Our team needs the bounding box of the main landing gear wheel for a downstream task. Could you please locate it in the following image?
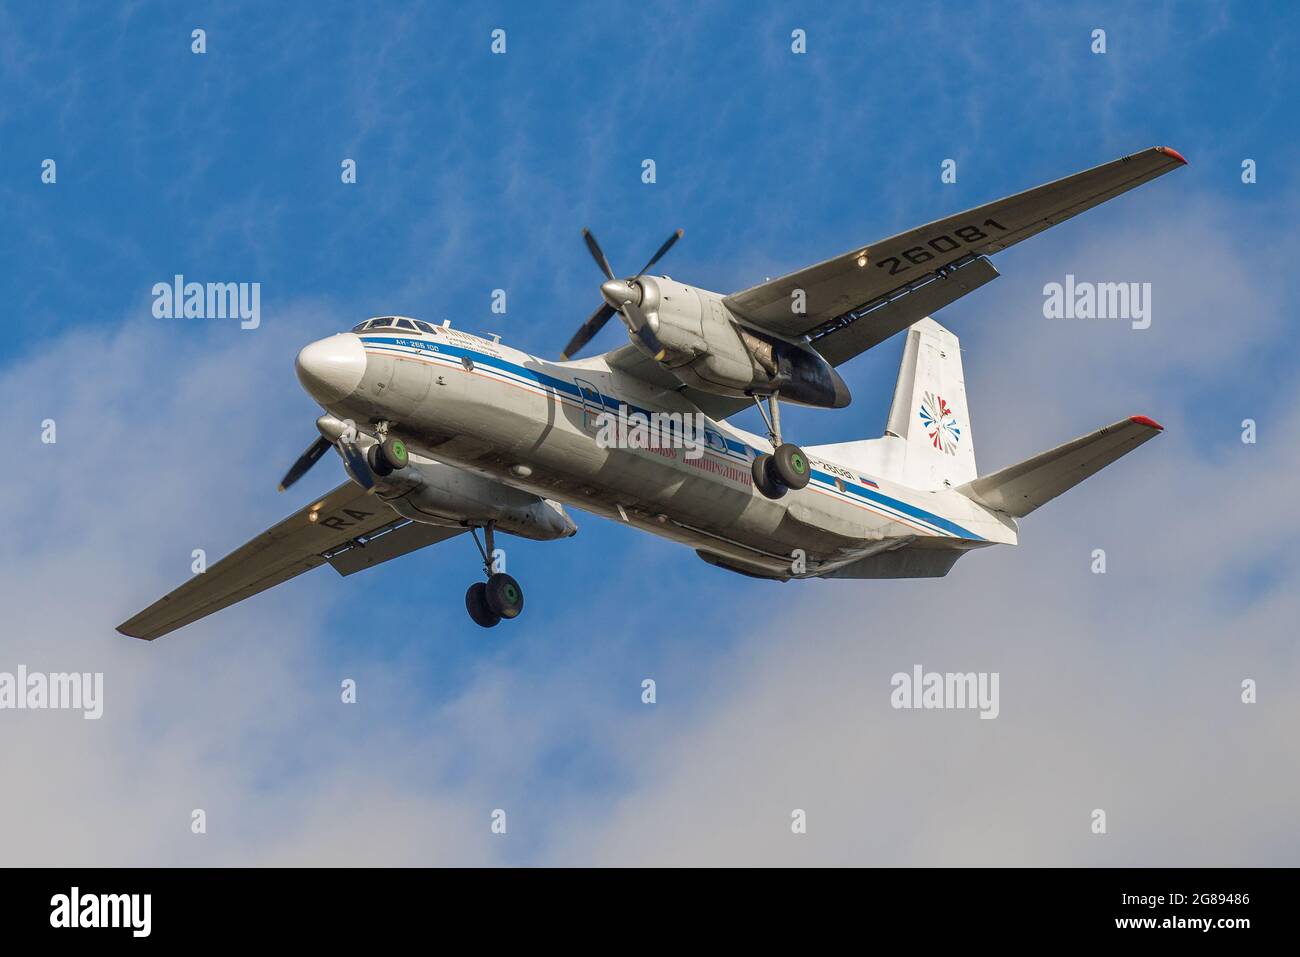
[367,436,410,476]
[484,573,524,619]
[466,582,500,628]
[751,453,787,500]
[771,443,810,489]
[750,392,808,498]
[464,522,526,627]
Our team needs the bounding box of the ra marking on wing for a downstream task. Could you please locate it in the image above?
[316,507,376,530]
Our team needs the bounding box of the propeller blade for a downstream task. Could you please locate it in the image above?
[278,436,332,492]
[582,228,616,280]
[561,302,617,361]
[338,439,375,491]
[562,227,682,360]
[637,228,683,276]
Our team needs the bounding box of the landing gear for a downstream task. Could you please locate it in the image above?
[484,573,524,619]
[465,582,500,628]
[465,522,525,628]
[367,435,409,476]
[751,393,810,499]
[770,443,810,488]
[751,454,787,499]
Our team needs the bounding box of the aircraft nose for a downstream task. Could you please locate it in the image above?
[295,334,366,405]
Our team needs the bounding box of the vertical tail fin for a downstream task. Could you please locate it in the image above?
[805,317,978,489]
[883,318,978,488]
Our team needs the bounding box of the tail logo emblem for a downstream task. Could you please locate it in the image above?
[919,392,961,454]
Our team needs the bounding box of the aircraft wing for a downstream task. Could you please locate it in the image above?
[722,146,1188,359]
[117,481,463,640]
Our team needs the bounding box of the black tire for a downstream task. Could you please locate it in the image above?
[380,436,409,469]
[484,573,524,620]
[367,443,393,476]
[751,453,787,500]
[465,582,500,628]
[771,443,810,489]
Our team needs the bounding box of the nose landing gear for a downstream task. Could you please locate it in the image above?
[464,522,525,628]
[751,393,811,500]
[367,435,409,476]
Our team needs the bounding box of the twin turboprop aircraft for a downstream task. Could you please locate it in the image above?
[118,146,1186,637]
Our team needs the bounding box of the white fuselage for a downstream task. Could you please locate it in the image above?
[316,327,1014,579]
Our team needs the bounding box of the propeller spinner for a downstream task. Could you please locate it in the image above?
[560,228,683,361]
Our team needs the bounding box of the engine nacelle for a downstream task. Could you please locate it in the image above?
[635,277,851,409]
[371,457,577,542]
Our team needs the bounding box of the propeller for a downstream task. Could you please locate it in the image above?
[278,436,331,492]
[278,418,375,493]
[560,227,683,360]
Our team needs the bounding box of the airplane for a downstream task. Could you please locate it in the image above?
[118,146,1187,638]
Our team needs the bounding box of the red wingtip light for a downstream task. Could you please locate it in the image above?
[1130,415,1164,431]
[1157,146,1188,165]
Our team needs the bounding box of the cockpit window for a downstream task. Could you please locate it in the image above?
[354,317,432,333]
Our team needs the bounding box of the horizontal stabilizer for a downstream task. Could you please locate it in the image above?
[957,416,1163,518]
[821,546,966,579]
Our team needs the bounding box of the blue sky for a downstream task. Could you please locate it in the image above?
[2,1,1298,865]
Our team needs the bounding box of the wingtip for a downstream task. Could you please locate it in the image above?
[1157,145,1188,166]
[1130,414,1164,431]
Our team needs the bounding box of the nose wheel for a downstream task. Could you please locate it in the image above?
[751,394,810,499]
[366,435,409,476]
[464,522,525,628]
